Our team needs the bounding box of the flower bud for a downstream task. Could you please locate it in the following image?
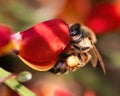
[12,19,70,71]
[17,71,32,83]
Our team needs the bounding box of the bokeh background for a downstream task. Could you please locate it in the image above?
[0,0,120,96]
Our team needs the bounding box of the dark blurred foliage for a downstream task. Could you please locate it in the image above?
[0,0,120,96]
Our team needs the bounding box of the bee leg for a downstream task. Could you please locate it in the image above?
[49,60,68,75]
[84,52,91,64]
[78,52,91,67]
[59,53,71,60]
[67,65,78,72]
[77,53,84,67]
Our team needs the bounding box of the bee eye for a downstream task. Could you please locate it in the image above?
[70,30,80,36]
[69,23,80,36]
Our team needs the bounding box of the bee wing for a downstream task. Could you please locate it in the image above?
[89,49,98,68]
[92,44,106,74]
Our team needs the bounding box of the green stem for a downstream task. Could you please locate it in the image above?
[0,67,36,96]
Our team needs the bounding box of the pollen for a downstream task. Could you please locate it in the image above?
[66,55,79,67]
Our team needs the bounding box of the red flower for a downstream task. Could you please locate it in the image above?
[85,2,120,34]
[0,24,13,55]
[57,0,91,24]
[11,19,70,71]
[0,24,13,47]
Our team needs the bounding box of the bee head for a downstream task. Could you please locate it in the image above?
[69,23,96,44]
[70,23,88,43]
[69,23,89,37]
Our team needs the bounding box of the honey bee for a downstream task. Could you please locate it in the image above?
[49,23,106,75]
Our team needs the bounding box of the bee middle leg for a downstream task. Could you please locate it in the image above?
[78,52,92,67]
[49,52,81,74]
[49,60,68,75]
[49,53,70,74]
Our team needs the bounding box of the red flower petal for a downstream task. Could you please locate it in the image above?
[0,24,14,55]
[12,19,70,71]
[0,24,13,47]
[86,3,120,34]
